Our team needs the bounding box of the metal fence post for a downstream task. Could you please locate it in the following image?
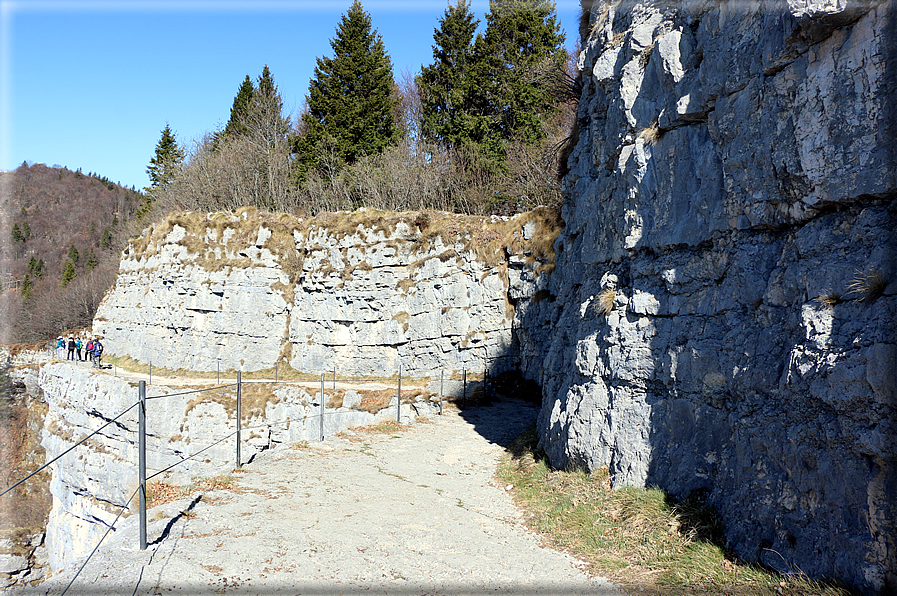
[320,373,325,441]
[397,364,401,423]
[138,381,147,551]
[439,370,444,416]
[236,372,242,468]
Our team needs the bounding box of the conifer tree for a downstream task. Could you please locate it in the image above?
[22,274,32,300]
[35,259,44,279]
[223,75,255,138]
[85,249,99,271]
[60,260,76,287]
[10,223,22,243]
[417,0,479,147]
[68,245,79,264]
[141,124,185,217]
[21,221,30,241]
[469,0,565,154]
[294,0,400,180]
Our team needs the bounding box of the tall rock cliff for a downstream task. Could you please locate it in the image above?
[535,0,895,592]
[94,208,559,379]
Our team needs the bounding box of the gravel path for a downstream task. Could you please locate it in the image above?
[24,400,620,596]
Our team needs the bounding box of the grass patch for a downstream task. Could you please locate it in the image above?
[349,419,405,435]
[497,426,854,596]
[846,268,887,303]
[147,474,238,509]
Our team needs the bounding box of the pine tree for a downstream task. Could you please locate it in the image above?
[28,256,37,274]
[10,223,22,243]
[85,249,99,271]
[418,0,479,147]
[294,0,400,181]
[35,259,44,279]
[68,245,80,264]
[466,0,565,161]
[141,124,185,217]
[221,75,256,140]
[22,274,32,300]
[248,65,292,147]
[60,259,76,287]
[100,226,113,249]
[21,221,30,241]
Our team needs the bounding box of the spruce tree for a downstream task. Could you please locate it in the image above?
[294,0,400,180]
[467,0,565,160]
[22,274,32,300]
[60,259,76,287]
[85,249,99,271]
[68,245,80,264]
[248,65,291,147]
[21,221,30,241]
[417,0,479,147]
[35,259,44,279]
[10,223,22,243]
[141,124,185,217]
[223,75,255,138]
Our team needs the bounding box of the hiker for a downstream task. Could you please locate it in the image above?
[76,337,83,361]
[67,337,76,360]
[55,336,65,359]
[86,338,94,366]
[92,338,104,369]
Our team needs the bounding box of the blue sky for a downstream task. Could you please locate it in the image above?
[1,0,582,191]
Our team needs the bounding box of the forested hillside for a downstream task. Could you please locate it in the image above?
[0,163,141,342]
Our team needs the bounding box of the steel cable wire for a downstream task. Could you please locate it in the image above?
[60,485,141,596]
[145,382,238,401]
[0,401,140,499]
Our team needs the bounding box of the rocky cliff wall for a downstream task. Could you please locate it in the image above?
[535,0,895,592]
[94,208,559,380]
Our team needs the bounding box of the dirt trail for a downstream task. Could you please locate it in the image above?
[23,399,620,596]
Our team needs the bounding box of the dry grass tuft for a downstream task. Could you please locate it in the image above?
[846,268,887,303]
[597,289,616,316]
[637,119,663,145]
[350,419,405,435]
[816,290,841,308]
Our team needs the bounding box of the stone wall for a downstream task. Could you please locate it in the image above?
[94,208,558,379]
[534,0,895,592]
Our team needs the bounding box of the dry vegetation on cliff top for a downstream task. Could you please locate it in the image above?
[124,206,563,274]
[498,427,855,596]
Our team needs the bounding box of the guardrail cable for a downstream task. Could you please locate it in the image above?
[0,401,139,499]
[60,485,141,596]
[146,429,239,482]
[145,382,238,400]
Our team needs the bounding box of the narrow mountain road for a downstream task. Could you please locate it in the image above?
[24,399,620,596]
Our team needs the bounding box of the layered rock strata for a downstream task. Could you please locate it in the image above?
[535,0,895,592]
[94,208,558,379]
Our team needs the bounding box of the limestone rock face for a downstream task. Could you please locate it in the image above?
[94,209,556,379]
[536,0,895,592]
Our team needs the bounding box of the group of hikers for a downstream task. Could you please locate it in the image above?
[55,335,104,368]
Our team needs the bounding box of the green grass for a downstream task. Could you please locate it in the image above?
[497,426,854,596]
